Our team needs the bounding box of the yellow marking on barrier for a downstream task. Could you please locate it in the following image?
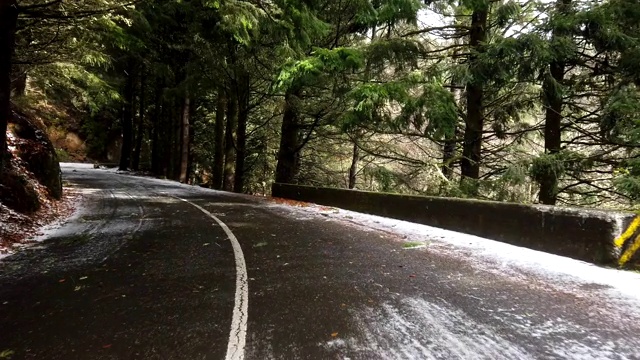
[614,216,640,248]
[619,233,640,267]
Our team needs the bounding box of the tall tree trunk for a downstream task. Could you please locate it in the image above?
[348,141,359,189]
[150,121,159,173]
[132,70,146,171]
[10,65,26,97]
[179,90,190,183]
[460,6,488,187]
[161,98,173,178]
[260,132,269,195]
[345,27,373,189]
[275,90,301,184]
[0,1,18,175]
[187,97,195,184]
[212,91,226,190]
[223,89,238,191]
[443,74,461,179]
[118,62,136,171]
[234,76,249,193]
[172,97,182,181]
[442,133,457,179]
[539,0,571,205]
[150,80,163,175]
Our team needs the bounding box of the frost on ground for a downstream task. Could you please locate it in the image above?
[72,166,640,304]
[265,200,640,304]
[1,156,87,261]
[1,123,79,258]
[65,166,640,304]
[0,187,81,260]
[59,162,95,170]
[320,297,640,360]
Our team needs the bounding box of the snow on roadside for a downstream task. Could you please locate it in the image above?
[64,164,640,303]
[322,297,533,360]
[1,164,91,260]
[265,200,640,303]
[0,187,82,260]
[60,162,95,170]
[0,204,29,260]
[322,296,639,360]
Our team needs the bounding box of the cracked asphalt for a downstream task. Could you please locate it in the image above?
[1,164,640,359]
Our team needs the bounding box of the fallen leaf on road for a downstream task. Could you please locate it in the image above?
[102,344,112,349]
[0,349,15,359]
[331,332,338,337]
[254,242,268,248]
[403,241,426,249]
[58,279,65,283]
[79,276,88,280]
[203,243,211,246]
[409,274,416,278]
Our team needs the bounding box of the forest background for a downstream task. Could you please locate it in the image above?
[2,0,640,211]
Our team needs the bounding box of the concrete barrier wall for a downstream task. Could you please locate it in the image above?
[272,183,636,264]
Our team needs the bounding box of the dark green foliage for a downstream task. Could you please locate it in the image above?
[6,0,640,210]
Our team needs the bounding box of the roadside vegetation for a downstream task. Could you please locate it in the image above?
[2,0,640,218]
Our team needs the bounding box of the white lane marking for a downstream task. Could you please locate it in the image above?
[175,196,248,360]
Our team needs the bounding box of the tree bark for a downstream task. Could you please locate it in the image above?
[0,1,18,175]
[179,90,190,183]
[132,70,146,171]
[539,0,571,205]
[234,76,249,193]
[348,141,359,189]
[443,75,461,179]
[442,131,457,179]
[171,97,181,180]
[150,80,163,175]
[161,98,173,178]
[118,62,136,171]
[460,6,488,186]
[222,89,237,191]
[212,91,226,190]
[275,89,301,184]
[10,65,26,97]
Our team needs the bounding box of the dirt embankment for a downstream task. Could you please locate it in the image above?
[1,107,78,255]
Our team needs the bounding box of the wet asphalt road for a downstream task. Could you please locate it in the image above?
[2,164,640,359]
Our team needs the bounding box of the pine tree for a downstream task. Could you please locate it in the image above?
[0,1,18,175]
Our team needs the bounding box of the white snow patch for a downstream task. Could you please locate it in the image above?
[0,186,89,261]
[60,162,95,170]
[325,297,640,360]
[6,131,16,153]
[322,297,532,360]
[0,250,12,261]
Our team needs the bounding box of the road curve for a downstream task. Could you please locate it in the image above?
[1,164,640,359]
